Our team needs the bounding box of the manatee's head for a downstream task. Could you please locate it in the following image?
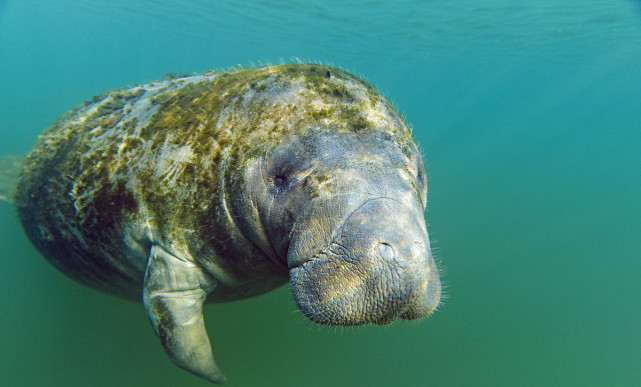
[231,64,440,325]
[242,127,440,325]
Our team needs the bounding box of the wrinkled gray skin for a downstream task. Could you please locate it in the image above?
[236,129,440,327]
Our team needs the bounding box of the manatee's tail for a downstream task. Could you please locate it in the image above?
[0,155,26,205]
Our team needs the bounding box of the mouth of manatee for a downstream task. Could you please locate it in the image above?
[287,197,440,326]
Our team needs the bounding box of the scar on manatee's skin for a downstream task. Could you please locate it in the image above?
[12,63,441,384]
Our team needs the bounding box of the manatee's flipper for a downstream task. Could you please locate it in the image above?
[0,155,26,204]
[143,245,225,384]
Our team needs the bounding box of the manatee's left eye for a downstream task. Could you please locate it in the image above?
[414,156,428,205]
[416,163,425,190]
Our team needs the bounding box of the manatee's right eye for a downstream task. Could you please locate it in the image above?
[265,137,312,194]
[273,174,288,188]
[269,166,295,194]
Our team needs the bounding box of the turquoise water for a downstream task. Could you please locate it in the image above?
[1,1,640,386]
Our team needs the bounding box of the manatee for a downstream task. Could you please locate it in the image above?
[3,63,441,384]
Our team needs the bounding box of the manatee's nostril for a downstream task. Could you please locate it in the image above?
[376,242,396,261]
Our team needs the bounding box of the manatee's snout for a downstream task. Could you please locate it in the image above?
[290,198,441,326]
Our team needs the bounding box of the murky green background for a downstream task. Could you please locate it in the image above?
[1,1,640,386]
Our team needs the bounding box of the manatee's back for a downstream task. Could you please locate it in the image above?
[12,67,284,300]
[13,74,226,300]
[15,92,149,299]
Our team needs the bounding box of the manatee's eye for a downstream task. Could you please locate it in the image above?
[274,174,287,188]
[270,170,294,194]
[415,156,428,205]
[417,164,425,188]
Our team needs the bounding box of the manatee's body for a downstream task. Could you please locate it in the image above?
[13,63,441,383]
